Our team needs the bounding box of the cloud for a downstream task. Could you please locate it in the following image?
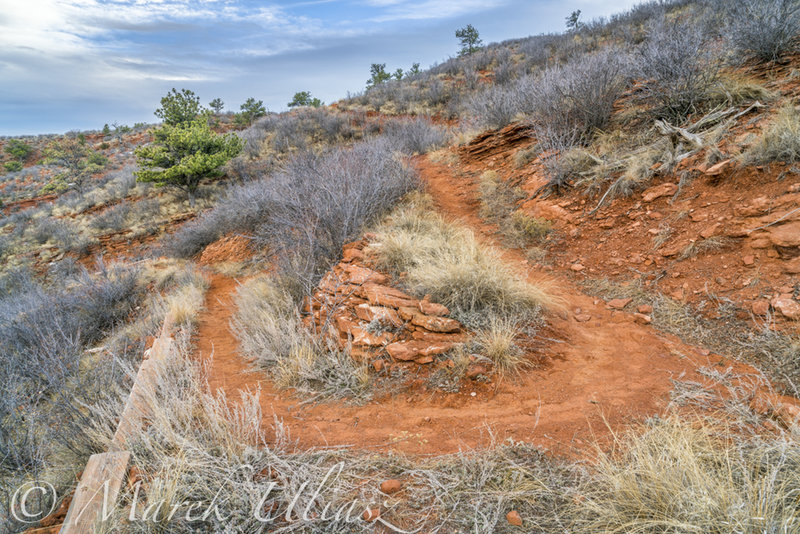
[367,0,507,22]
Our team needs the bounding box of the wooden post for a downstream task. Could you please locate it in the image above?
[60,451,131,533]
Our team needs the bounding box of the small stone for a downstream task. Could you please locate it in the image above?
[743,254,755,266]
[637,304,653,314]
[470,391,477,397]
[506,510,523,527]
[380,479,402,494]
[574,313,592,322]
[705,159,733,176]
[571,263,586,272]
[411,314,461,333]
[771,295,800,320]
[752,300,770,316]
[700,223,721,239]
[419,295,449,316]
[342,264,387,285]
[362,508,380,522]
[386,340,456,361]
[372,359,385,372]
[634,313,652,325]
[607,298,632,310]
[355,303,402,326]
[783,257,800,274]
[642,182,677,202]
[466,364,489,379]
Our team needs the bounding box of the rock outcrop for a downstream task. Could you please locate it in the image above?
[304,239,466,364]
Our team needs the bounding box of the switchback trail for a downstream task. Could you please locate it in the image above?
[190,157,758,458]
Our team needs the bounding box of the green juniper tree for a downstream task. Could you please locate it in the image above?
[287,91,323,108]
[43,136,107,193]
[155,88,205,126]
[209,98,225,114]
[236,98,267,126]
[367,63,391,88]
[135,114,242,204]
[566,9,582,31]
[456,24,482,56]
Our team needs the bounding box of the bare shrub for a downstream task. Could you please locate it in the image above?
[528,48,630,144]
[383,117,449,154]
[635,17,722,120]
[468,78,534,129]
[168,138,417,294]
[0,262,140,476]
[725,0,800,63]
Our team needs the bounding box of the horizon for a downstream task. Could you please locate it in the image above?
[0,0,638,136]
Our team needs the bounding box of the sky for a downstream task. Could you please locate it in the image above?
[0,0,640,136]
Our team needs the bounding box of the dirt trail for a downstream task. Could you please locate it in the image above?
[192,158,761,458]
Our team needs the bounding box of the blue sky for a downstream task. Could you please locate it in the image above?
[0,0,639,135]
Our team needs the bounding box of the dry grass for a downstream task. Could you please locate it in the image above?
[743,105,800,164]
[473,318,527,376]
[513,144,540,168]
[678,236,730,260]
[370,194,555,329]
[708,75,775,107]
[232,275,374,401]
[502,211,552,248]
[477,170,522,219]
[575,417,800,533]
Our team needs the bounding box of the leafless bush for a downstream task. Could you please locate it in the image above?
[635,17,722,119]
[468,80,534,128]
[89,200,131,231]
[168,138,417,294]
[383,117,449,154]
[529,48,629,142]
[0,262,140,478]
[724,0,800,63]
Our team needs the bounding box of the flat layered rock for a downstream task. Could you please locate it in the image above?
[386,340,457,362]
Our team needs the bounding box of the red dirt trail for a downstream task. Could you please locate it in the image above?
[193,158,759,458]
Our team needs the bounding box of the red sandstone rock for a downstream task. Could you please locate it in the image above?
[642,182,677,202]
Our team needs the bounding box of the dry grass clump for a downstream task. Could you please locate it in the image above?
[743,105,800,164]
[477,170,522,219]
[232,275,373,401]
[473,318,527,376]
[371,196,554,329]
[502,211,552,248]
[575,417,800,533]
[740,325,800,397]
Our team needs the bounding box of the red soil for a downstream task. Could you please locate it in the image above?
[192,158,772,458]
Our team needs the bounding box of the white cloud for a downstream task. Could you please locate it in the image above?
[368,0,506,22]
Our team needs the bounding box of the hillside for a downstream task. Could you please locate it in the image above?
[2,1,800,532]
